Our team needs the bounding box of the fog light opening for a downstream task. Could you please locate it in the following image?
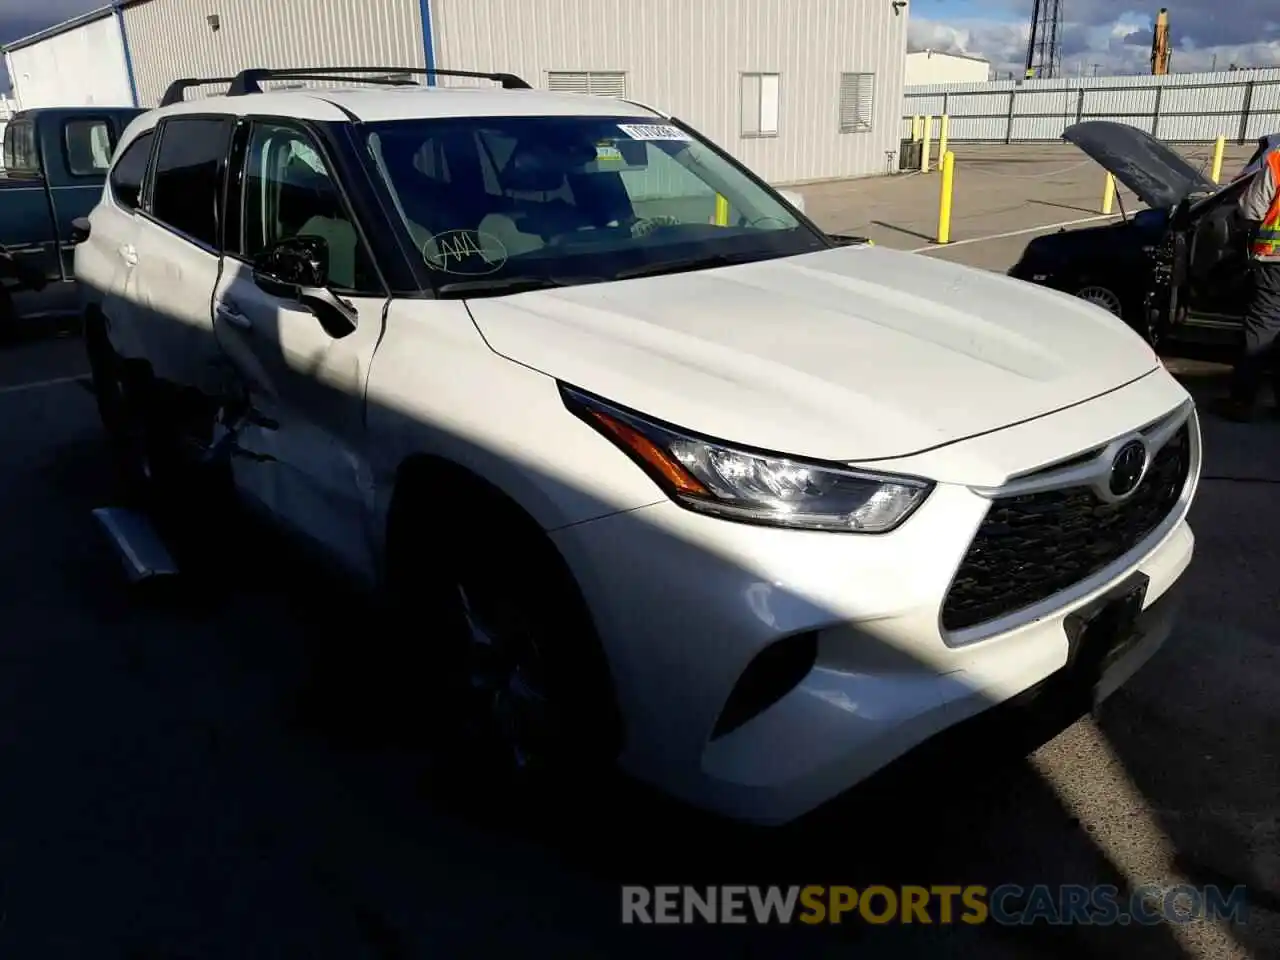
[711,631,819,739]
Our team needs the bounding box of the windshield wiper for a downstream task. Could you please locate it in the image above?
[612,252,766,282]
[434,275,600,298]
[436,253,780,296]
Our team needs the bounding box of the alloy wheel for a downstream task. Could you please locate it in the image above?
[1075,285,1124,317]
[456,583,553,773]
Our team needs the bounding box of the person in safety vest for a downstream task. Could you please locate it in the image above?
[1218,145,1280,420]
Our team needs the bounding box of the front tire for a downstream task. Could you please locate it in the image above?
[1076,283,1169,345]
[387,477,622,801]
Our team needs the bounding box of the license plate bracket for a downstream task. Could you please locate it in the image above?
[1063,572,1149,688]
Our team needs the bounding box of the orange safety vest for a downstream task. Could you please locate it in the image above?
[1251,150,1280,258]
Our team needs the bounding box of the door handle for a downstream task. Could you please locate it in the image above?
[215,304,252,331]
[117,244,138,266]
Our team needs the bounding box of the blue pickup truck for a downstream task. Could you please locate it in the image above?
[1,106,142,336]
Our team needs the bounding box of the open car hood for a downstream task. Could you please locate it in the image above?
[1237,133,1280,182]
[1063,120,1218,210]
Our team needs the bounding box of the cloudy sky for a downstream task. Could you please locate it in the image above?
[1,0,105,92]
[911,0,1280,77]
[0,0,97,48]
[3,0,1280,93]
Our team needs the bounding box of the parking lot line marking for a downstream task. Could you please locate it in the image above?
[0,374,90,396]
[906,213,1126,254]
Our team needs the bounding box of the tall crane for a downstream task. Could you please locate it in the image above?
[1151,8,1171,75]
[1024,0,1064,80]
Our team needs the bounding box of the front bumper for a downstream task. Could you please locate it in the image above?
[1007,260,1055,284]
[551,383,1200,825]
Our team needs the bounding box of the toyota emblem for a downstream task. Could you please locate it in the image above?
[1109,440,1148,497]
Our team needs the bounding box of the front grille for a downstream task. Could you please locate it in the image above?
[942,423,1192,633]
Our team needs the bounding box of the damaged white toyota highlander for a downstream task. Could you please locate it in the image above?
[73,67,1199,825]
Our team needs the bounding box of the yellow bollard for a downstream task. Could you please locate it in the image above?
[912,115,922,141]
[936,150,955,244]
[1102,173,1116,215]
[921,115,933,172]
[1210,135,1226,184]
[714,194,729,226]
[938,114,950,162]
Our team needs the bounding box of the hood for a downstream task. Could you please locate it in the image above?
[465,246,1160,462]
[1064,120,1217,210]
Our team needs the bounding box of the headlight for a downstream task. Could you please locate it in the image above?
[560,385,932,533]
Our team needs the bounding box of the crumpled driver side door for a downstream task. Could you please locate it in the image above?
[212,118,388,582]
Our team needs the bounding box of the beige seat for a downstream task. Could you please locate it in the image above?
[297,215,358,289]
[477,211,546,262]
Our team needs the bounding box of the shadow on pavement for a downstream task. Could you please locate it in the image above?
[1028,198,1105,216]
[870,220,936,243]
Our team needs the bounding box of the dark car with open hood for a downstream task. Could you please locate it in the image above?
[1009,121,1278,345]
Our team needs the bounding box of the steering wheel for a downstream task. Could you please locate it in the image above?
[630,215,682,238]
[744,215,790,230]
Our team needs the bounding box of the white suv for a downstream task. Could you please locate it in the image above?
[74,67,1199,825]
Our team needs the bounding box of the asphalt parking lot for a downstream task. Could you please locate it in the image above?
[1,142,1278,958]
[799,141,1258,271]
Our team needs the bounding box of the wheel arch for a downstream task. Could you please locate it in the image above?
[84,298,152,384]
[83,299,107,349]
[382,451,626,755]
[384,452,567,559]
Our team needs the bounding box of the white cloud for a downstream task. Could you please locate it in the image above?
[907,18,1023,67]
[909,5,1280,78]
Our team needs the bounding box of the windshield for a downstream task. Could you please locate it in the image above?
[364,115,827,295]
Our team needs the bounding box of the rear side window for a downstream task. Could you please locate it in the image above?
[2,120,39,175]
[109,131,154,210]
[150,117,234,248]
[65,118,116,176]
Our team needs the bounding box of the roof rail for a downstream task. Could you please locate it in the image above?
[618,97,670,119]
[246,73,421,90]
[227,66,532,96]
[159,77,239,108]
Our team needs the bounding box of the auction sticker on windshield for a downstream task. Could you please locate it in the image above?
[617,123,692,142]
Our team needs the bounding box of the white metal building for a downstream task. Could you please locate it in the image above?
[2,8,136,109]
[3,0,909,184]
[0,94,15,165]
[905,49,990,86]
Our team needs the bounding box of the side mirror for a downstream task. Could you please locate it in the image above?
[70,216,92,245]
[252,235,357,338]
[253,234,330,294]
[778,189,806,215]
